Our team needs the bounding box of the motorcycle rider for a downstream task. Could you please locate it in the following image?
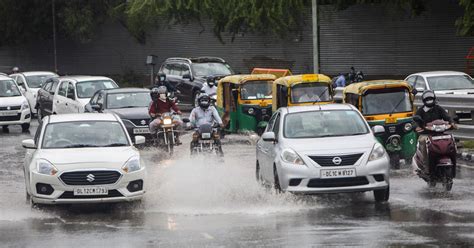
[201,76,217,96]
[414,90,456,175]
[149,86,183,144]
[154,73,178,97]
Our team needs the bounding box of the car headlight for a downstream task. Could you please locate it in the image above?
[163,118,172,125]
[248,108,255,115]
[404,123,413,132]
[281,149,305,165]
[122,156,141,173]
[369,143,386,161]
[21,101,29,110]
[36,159,58,175]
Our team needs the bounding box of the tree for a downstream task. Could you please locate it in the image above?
[456,0,474,36]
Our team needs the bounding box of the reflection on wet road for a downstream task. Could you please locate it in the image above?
[1,121,474,247]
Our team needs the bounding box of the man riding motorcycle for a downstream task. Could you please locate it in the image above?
[414,90,456,175]
[189,94,224,153]
[154,73,178,97]
[149,86,183,144]
[201,76,217,96]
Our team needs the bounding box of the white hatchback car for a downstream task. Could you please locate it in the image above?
[22,113,146,205]
[53,76,118,114]
[256,104,390,202]
[10,71,58,115]
[0,75,31,131]
[405,71,474,94]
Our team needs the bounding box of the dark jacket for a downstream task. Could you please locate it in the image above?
[154,81,176,92]
[415,105,453,128]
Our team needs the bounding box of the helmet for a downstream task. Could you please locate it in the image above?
[11,67,19,73]
[198,94,211,109]
[207,76,216,87]
[422,90,436,107]
[150,87,160,101]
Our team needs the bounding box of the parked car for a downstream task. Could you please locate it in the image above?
[22,113,146,205]
[0,75,31,131]
[53,76,119,114]
[159,57,234,106]
[85,88,153,140]
[405,71,474,94]
[256,104,390,202]
[36,77,60,120]
[9,71,58,116]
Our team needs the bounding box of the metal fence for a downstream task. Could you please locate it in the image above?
[333,88,474,140]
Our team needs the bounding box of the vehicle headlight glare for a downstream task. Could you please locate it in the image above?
[369,143,386,161]
[36,159,58,175]
[281,149,305,165]
[163,118,172,125]
[248,108,255,115]
[122,156,141,173]
[404,123,412,132]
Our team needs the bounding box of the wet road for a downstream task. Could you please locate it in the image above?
[1,121,474,247]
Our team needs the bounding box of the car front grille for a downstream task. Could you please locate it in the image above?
[309,153,363,167]
[58,189,123,199]
[129,119,150,126]
[0,113,21,121]
[0,106,21,110]
[60,170,122,185]
[307,177,369,188]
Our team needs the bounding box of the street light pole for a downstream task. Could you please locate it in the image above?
[312,0,319,73]
[52,0,58,73]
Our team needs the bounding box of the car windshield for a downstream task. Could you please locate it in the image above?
[76,80,118,98]
[107,92,151,109]
[291,83,331,103]
[427,75,474,91]
[0,80,22,97]
[25,74,56,88]
[240,80,272,100]
[284,110,369,138]
[191,62,233,77]
[362,89,412,115]
[42,121,129,149]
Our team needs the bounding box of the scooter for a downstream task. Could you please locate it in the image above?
[413,117,457,191]
[190,123,224,157]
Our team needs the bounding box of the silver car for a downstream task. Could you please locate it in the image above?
[256,104,390,202]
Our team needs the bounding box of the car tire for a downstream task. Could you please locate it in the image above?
[373,186,390,202]
[273,165,282,193]
[21,123,30,132]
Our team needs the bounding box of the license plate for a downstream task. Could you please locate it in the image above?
[73,187,108,196]
[201,133,211,139]
[321,168,356,179]
[385,117,397,124]
[0,111,18,116]
[133,128,150,134]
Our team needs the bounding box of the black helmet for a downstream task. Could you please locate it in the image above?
[150,87,160,101]
[198,94,211,109]
[207,76,216,87]
[422,90,436,107]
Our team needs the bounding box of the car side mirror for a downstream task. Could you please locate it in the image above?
[134,135,146,145]
[262,132,276,142]
[22,139,36,149]
[182,118,190,123]
[372,125,385,135]
[182,73,193,81]
[91,104,101,111]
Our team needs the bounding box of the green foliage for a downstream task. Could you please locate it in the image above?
[456,0,474,36]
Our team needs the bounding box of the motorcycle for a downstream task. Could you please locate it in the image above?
[190,123,224,157]
[154,112,182,155]
[413,118,457,191]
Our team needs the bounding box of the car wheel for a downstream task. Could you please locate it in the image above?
[21,123,30,132]
[273,165,282,193]
[373,186,390,202]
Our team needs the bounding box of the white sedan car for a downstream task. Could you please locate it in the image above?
[256,104,390,202]
[22,113,146,205]
[0,75,31,131]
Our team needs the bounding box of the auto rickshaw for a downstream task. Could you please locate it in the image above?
[251,68,292,78]
[216,74,276,135]
[343,80,417,169]
[272,74,334,111]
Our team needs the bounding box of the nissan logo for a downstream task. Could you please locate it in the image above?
[86,174,95,182]
[332,157,342,165]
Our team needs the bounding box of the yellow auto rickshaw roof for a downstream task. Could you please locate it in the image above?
[344,80,412,95]
[273,74,331,87]
[219,74,277,84]
[251,68,292,78]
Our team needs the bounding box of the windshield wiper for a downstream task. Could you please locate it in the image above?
[103,143,128,147]
[388,93,407,116]
[62,144,99,148]
[313,87,329,105]
[118,106,139,108]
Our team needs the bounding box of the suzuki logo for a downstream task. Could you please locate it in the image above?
[140,120,146,125]
[86,174,95,182]
[332,157,342,165]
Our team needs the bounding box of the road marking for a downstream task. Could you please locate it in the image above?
[391,197,408,203]
[201,232,214,240]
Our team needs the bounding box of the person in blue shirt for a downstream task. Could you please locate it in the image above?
[334,74,346,88]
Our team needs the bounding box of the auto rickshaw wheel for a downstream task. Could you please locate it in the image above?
[389,153,400,170]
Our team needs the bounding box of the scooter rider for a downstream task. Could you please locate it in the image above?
[414,90,456,174]
[149,86,183,143]
[201,76,217,96]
